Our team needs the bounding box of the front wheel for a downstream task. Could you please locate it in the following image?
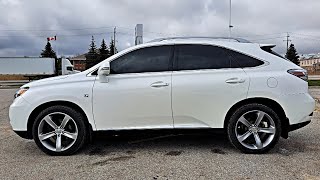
[227,104,281,154]
[32,105,87,156]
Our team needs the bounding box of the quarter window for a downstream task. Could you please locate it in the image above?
[110,46,172,74]
[228,50,264,68]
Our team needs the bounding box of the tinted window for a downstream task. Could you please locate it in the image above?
[110,46,172,74]
[176,45,233,70]
[261,46,288,60]
[228,50,264,68]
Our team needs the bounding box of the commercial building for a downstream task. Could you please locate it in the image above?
[300,54,320,74]
[69,54,86,71]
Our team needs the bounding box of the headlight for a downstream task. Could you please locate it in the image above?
[14,87,29,98]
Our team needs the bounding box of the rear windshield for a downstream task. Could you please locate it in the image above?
[261,47,286,60]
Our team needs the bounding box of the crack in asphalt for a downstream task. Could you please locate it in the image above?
[0,101,11,113]
[0,105,10,113]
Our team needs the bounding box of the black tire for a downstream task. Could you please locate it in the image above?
[227,103,281,154]
[32,105,87,156]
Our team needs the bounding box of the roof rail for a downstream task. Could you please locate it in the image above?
[148,37,251,43]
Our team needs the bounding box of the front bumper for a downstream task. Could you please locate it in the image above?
[9,96,31,132]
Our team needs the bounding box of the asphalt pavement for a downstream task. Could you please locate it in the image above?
[0,89,319,180]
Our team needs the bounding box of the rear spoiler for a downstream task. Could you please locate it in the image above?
[260,44,276,50]
[260,44,287,59]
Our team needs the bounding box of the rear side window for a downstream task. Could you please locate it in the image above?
[110,46,172,74]
[228,50,264,68]
[175,44,233,70]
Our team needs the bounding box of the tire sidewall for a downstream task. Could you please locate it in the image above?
[32,106,87,156]
[227,103,281,154]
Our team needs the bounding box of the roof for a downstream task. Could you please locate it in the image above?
[70,54,86,61]
[148,37,251,43]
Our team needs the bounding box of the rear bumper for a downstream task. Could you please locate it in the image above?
[288,112,312,132]
[281,112,312,139]
[281,93,315,125]
[289,120,311,132]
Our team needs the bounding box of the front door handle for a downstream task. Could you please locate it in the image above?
[151,81,169,88]
[225,78,246,84]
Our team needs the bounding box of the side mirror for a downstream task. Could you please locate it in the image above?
[98,62,110,83]
[98,62,110,76]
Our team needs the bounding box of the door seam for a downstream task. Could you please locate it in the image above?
[170,72,175,128]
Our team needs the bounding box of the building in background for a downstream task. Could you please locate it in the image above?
[69,54,86,71]
[135,24,143,45]
[300,53,320,74]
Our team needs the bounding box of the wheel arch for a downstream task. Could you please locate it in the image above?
[224,97,289,138]
[26,101,93,140]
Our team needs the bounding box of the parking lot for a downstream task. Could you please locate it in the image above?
[0,88,320,180]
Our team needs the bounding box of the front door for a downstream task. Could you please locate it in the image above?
[93,45,174,130]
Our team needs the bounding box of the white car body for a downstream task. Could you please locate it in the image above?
[9,38,315,149]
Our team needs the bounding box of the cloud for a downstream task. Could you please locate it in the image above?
[0,0,320,57]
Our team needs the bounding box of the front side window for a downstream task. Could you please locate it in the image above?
[110,46,172,74]
[175,44,233,71]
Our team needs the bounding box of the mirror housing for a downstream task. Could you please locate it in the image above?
[98,62,111,83]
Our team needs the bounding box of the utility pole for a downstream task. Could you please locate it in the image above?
[113,27,116,54]
[229,0,233,38]
[283,32,292,51]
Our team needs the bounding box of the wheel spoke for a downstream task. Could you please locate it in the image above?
[259,127,275,134]
[239,116,251,127]
[56,135,62,152]
[63,131,77,140]
[254,111,265,126]
[60,115,71,129]
[39,131,55,141]
[44,116,58,129]
[237,131,252,142]
[253,133,263,149]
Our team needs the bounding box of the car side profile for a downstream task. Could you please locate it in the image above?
[9,37,315,155]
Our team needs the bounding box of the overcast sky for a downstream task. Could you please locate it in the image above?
[0,0,320,57]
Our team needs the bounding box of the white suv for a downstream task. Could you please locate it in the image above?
[9,37,315,155]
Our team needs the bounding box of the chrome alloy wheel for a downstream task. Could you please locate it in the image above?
[38,112,78,152]
[235,110,276,150]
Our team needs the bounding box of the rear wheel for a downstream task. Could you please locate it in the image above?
[32,106,87,156]
[227,104,281,153]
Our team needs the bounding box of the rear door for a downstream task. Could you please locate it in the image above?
[171,44,250,128]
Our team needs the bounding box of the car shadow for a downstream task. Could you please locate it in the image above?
[20,129,311,156]
[82,129,234,156]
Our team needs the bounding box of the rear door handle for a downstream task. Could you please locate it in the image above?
[151,81,169,88]
[225,78,246,84]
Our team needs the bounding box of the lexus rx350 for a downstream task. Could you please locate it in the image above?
[9,37,315,155]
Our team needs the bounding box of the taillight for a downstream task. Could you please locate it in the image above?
[287,69,308,81]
